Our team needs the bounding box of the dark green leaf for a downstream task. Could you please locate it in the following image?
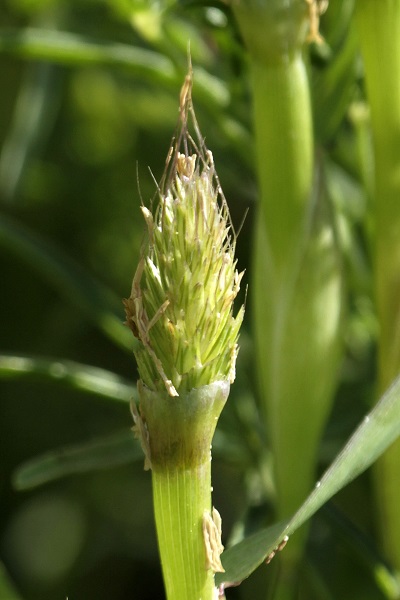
[13,430,143,490]
[0,353,136,403]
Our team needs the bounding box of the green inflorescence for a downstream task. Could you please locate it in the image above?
[124,144,244,397]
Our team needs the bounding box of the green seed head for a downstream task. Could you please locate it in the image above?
[124,76,244,397]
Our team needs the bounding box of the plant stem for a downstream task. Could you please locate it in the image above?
[355,0,400,570]
[138,381,230,600]
[251,54,313,279]
[233,1,312,278]
[232,2,343,595]
[152,462,213,600]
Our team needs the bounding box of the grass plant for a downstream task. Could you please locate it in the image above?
[2,1,400,599]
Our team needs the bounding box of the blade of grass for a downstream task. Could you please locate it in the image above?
[216,372,400,588]
[0,353,135,403]
[0,27,175,83]
[0,214,134,352]
[12,430,141,490]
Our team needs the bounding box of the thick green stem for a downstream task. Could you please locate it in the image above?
[152,462,213,600]
[138,381,229,600]
[355,0,400,569]
[251,55,313,278]
[233,2,343,595]
[233,1,312,278]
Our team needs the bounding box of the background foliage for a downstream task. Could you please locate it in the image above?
[0,1,397,599]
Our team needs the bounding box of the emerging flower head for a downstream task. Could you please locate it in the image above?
[124,72,244,397]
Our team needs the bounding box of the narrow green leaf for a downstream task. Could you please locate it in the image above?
[0,215,134,351]
[0,353,136,404]
[13,430,142,490]
[0,27,175,83]
[217,373,400,588]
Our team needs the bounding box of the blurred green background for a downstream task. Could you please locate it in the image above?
[0,1,388,599]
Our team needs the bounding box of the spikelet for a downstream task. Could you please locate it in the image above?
[124,68,244,397]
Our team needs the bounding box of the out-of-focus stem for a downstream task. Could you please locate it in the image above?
[251,54,313,279]
[232,2,343,595]
[355,0,400,569]
[233,1,312,278]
